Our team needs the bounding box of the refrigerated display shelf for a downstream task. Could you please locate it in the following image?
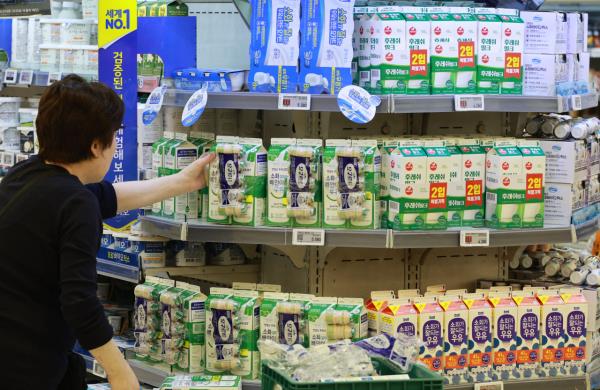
[96,258,141,283]
[140,215,598,249]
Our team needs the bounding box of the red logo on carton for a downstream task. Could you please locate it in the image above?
[502,162,509,170]
[505,28,512,37]
[370,26,374,35]
[406,186,414,195]
[457,26,464,36]
[409,27,416,35]
[430,162,437,171]
[503,177,511,186]
[385,53,394,61]
[384,26,392,35]
[434,26,442,35]
[465,160,472,168]
[360,26,364,35]
[435,45,443,54]
[525,162,533,170]
[405,162,413,171]
[482,54,489,64]
[481,27,488,36]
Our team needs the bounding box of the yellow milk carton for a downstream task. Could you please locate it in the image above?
[512,290,541,379]
[440,295,470,384]
[414,296,445,374]
[463,292,494,383]
[489,292,519,381]
[537,290,567,377]
[560,288,588,376]
[366,291,395,337]
[380,298,419,338]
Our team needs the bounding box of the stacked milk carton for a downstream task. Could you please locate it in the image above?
[522,10,590,96]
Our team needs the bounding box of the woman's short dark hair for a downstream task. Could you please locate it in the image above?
[36,74,125,164]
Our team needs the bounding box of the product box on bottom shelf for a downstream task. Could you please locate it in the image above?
[414,296,444,374]
[160,375,242,390]
[512,291,541,379]
[307,297,338,347]
[336,298,369,342]
[537,290,567,377]
[488,292,518,381]
[259,292,291,345]
[439,295,469,384]
[379,297,419,338]
[486,144,525,229]
[208,137,267,226]
[463,293,494,383]
[560,288,588,376]
[366,290,395,337]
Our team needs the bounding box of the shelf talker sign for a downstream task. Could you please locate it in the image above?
[99,0,138,230]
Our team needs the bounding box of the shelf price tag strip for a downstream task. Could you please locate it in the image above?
[292,228,325,246]
[278,93,311,110]
[454,95,485,111]
[460,229,490,247]
[3,69,17,84]
[18,70,33,85]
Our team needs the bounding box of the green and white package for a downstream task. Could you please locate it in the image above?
[163,133,199,220]
[152,131,175,215]
[307,297,339,347]
[455,139,486,227]
[485,144,525,228]
[357,7,377,91]
[208,137,267,226]
[259,292,290,344]
[206,288,240,375]
[497,9,524,95]
[475,9,503,94]
[423,140,450,230]
[517,139,545,228]
[446,139,464,228]
[189,131,215,220]
[160,375,242,390]
[335,298,368,342]
[267,139,322,227]
[322,140,381,230]
[380,139,399,228]
[400,9,431,95]
[230,289,260,379]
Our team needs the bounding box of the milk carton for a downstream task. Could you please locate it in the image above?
[248,0,301,93]
[497,11,525,95]
[455,10,478,94]
[359,7,377,91]
[560,288,588,376]
[574,52,591,94]
[352,7,369,86]
[163,133,199,220]
[512,291,541,379]
[288,293,314,347]
[440,295,470,385]
[300,0,356,94]
[336,298,368,341]
[522,11,568,54]
[380,139,399,228]
[446,139,463,228]
[259,292,290,345]
[366,291,395,337]
[397,289,421,297]
[230,289,260,379]
[423,140,450,230]
[517,140,545,228]
[389,144,428,230]
[485,144,525,229]
[369,7,408,95]
[380,298,419,338]
[537,290,567,377]
[399,9,431,94]
[151,131,175,215]
[524,54,570,96]
[476,9,503,94]
[457,140,486,227]
[488,292,518,381]
[307,297,339,347]
[414,297,444,374]
[463,293,494,383]
[567,13,587,54]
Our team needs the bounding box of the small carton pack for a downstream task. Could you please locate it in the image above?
[307,297,339,347]
[257,284,282,295]
[423,140,450,230]
[488,292,519,381]
[397,289,421,297]
[440,294,470,384]
[414,296,445,374]
[288,293,314,347]
[463,293,494,383]
[567,12,586,54]
[456,139,486,227]
[389,143,428,230]
[475,9,503,94]
[399,8,431,94]
[230,289,260,379]
[208,137,267,226]
[205,288,238,374]
[427,284,447,293]
[485,144,525,229]
[189,132,215,220]
[560,288,588,376]
[512,290,541,379]
[521,11,568,54]
[152,131,175,215]
[353,7,370,87]
[336,298,369,341]
[537,290,567,377]
[517,140,545,228]
[497,10,525,95]
[380,297,419,338]
[163,133,199,220]
[366,291,395,337]
[523,54,570,96]
[259,292,291,345]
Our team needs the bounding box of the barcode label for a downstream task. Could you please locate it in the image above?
[571,95,583,111]
[360,71,371,80]
[292,228,325,246]
[47,72,62,86]
[455,95,485,111]
[278,93,311,110]
[486,192,497,202]
[389,201,399,213]
[18,70,33,85]
[460,229,490,247]
[371,69,381,78]
[3,69,17,84]
[92,360,107,378]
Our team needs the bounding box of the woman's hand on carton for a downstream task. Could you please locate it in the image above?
[177,152,216,192]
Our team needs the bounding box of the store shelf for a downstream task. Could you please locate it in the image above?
[446,376,587,390]
[144,264,260,277]
[96,258,141,283]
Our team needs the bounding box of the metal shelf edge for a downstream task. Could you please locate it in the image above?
[445,375,587,390]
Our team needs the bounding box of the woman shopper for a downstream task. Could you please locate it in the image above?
[0,75,214,390]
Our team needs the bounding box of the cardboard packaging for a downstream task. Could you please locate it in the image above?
[414,296,445,374]
[521,11,568,54]
[512,291,541,379]
[440,295,470,384]
[489,292,519,381]
[463,293,494,383]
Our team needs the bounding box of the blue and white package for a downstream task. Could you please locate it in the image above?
[173,68,247,92]
[300,0,355,95]
[143,85,168,125]
[354,333,420,371]
[337,85,381,124]
[249,0,301,93]
[181,85,208,127]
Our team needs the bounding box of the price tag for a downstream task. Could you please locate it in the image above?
[455,95,485,111]
[18,70,33,85]
[474,381,503,390]
[292,228,325,246]
[278,93,311,110]
[460,229,490,247]
[92,360,107,378]
[571,95,583,111]
[47,72,62,86]
[3,69,18,84]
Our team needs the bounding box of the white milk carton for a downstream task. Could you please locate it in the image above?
[380,298,419,338]
[560,288,588,376]
[497,10,525,95]
[537,290,567,377]
[522,11,568,54]
[423,140,450,230]
[306,297,339,347]
[366,291,395,337]
[574,52,591,94]
[476,9,503,94]
[446,139,464,228]
[456,140,486,227]
[440,295,470,385]
[163,133,199,220]
[567,13,587,54]
[512,291,541,379]
[389,143,428,230]
[463,293,494,383]
[517,140,545,229]
[248,0,301,93]
[486,144,525,229]
[489,292,519,381]
[354,7,374,89]
[380,139,398,228]
[455,10,478,94]
[523,54,570,97]
[399,8,431,94]
[414,296,444,374]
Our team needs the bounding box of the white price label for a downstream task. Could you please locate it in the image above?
[454,95,485,111]
[571,95,583,111]
[92,360,107,378]
[460,229,490,247]
[292,228,325,246]
[47,72,62,86]
[18,70,33,85]
[3,69,18,84]
[278,93,311,110]
[474,381,503,390]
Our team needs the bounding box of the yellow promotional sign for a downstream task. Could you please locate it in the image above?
[98,0,138,49]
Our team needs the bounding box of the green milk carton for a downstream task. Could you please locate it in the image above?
[163,133,199,220]
[370,7,408,94]
[151,131,175,215]
[423,140,450,230]
[259,292,290,345]
[456,140,486,227]
[380,139,399,228]
[476,9,503,94]
[189,131,215,220]
[401,9,431,94]
[307,297,339,347]
[336,298,369,342]
[230,289,260,379]
[497,9,524,95]
[205,288,238,375]
[517,140,545,229]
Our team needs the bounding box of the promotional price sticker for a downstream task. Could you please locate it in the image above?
[504,52,521,79]
[428,182,447,209]
[409,49,428,76]
[142,85,168,125]
[181,85,208,127]
[465,180,483,207]
[526,173,543,200]
[455,95,484,111]
[337,85,381,124]
[458,41,475,68]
